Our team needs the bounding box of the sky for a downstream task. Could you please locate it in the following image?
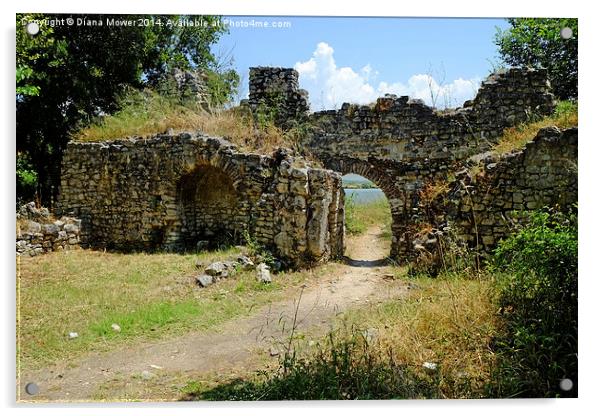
[212,16,510,110]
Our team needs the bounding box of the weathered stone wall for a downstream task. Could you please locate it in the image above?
[248,67,310,128]
[56,66,573,266]
[443,126,577,253]
[154,67,210,109]
[57,133,344,266]
[16,202,81,256]
[297,67,556,260]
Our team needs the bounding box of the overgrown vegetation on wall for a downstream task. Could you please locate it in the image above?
[73,88,310,155]
[492,100,577,155]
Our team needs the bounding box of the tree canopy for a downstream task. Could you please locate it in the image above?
[16,14,239,204]
[495,18,577,100]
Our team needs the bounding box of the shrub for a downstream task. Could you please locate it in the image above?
[488,208,577,397]
[242,229,275,268]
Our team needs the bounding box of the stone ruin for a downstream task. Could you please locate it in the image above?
[300,67,574,259]
[50,66,577,266]
[57,134,344,267]
[16,202,81,256]
[247,67,310,128]
[154,67,210,109]
[444,126,577,252]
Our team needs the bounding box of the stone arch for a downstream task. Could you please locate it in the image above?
[174,161,249,250]
[322,157,403,260]
[176,149,248,196]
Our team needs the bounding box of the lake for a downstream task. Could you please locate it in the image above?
[344,188,386,204]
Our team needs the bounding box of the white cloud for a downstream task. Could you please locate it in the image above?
[294,42,481,111]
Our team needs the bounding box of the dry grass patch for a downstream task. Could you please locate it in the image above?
[492,100,577,155]
[183,272,500,400]
[73,88,306,155]
[340,273,500,398]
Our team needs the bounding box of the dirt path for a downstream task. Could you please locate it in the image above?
[19,224,408,402]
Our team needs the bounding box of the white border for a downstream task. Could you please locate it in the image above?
[2,1,599,415]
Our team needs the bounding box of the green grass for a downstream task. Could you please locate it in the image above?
[345,195,391,237]
[188,326,439,400]
[17,248,314,370]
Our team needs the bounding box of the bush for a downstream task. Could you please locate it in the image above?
[488,208,577,397]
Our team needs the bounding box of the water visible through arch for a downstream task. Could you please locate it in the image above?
[342,173,392,265]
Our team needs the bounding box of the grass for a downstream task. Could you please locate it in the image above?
[183,272,500,400]
[345,194,391,237]
[16,248,316,371]
[341,273,499,398]
[185,208,577,400]
[73,88,303,155]
[492,100,577,155]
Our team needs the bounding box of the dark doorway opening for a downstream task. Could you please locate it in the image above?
[177,164,246,250]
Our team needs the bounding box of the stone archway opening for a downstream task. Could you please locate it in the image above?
[342,173,393,265]
[176,163,246,251]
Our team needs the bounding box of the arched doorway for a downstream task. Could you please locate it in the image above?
[342,173,393,265]
[176,164,247,250]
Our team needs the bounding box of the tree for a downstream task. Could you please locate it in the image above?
[494,18,577,100]
[16,14,239,205]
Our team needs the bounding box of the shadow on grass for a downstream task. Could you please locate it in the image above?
[181,332,440,401]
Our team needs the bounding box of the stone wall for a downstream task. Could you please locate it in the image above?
[248,67,310,128]
[443,126,577,253]
[57,133,344,267]
[16,202,81,256]
[298,67,557,260]
[55,66,573,266]
[154,67,210,109]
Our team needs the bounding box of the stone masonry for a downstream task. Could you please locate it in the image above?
[16,202,81,256]
[53,66,576,265]
[57,133,344,267]
[297,67,558,260]
[444,126,577,253]
[248,67,310,128]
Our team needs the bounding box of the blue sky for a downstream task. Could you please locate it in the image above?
[212,17,510,110]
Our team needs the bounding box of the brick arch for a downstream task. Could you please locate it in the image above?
[323,157,400,201]
[320,157,404,260]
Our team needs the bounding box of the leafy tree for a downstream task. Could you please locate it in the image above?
[16,14,239,204]
[494,18,577,100]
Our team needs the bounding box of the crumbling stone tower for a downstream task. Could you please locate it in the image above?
[247,67,310,128]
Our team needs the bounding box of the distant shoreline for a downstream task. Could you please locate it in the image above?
[342,182,378,189]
